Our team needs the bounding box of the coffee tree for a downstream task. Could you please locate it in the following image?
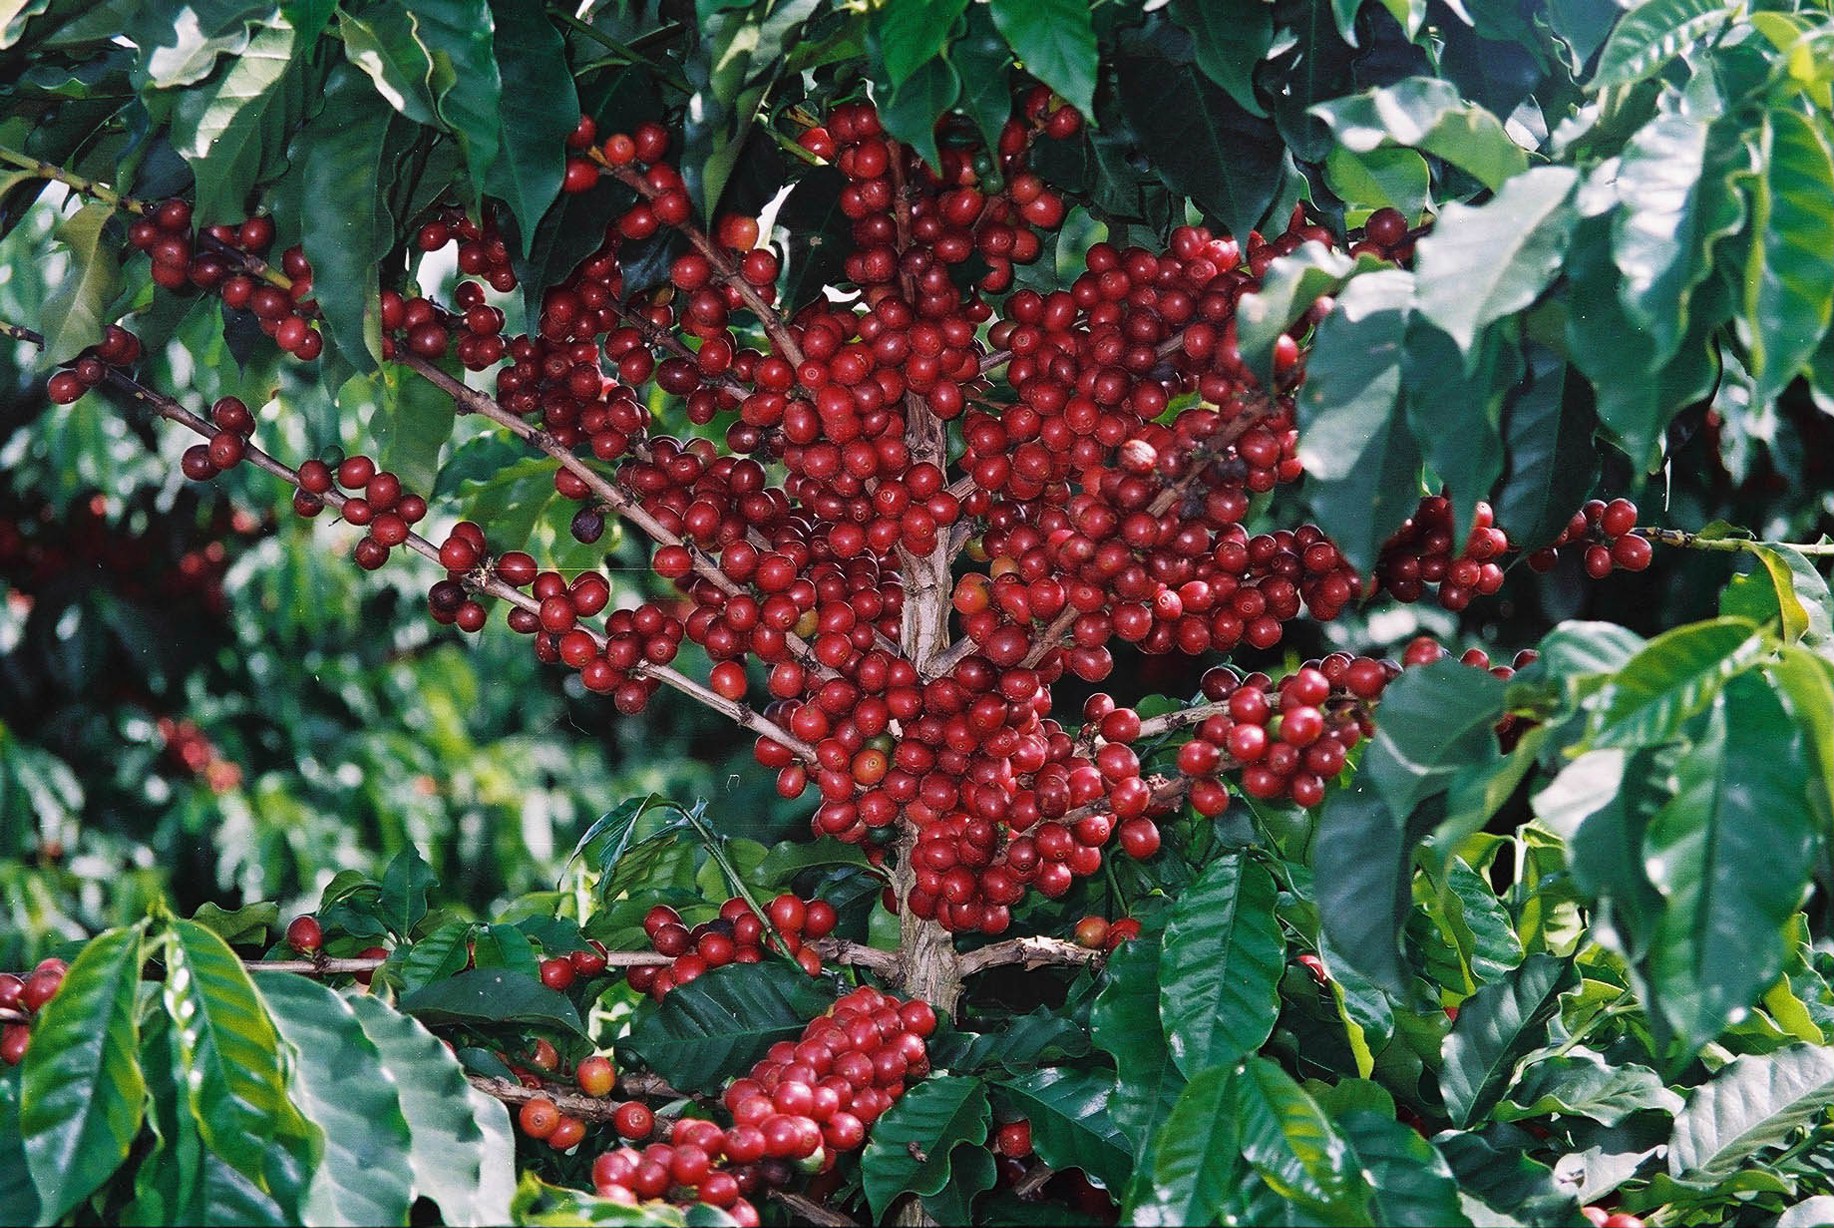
[5,0,1834,1224]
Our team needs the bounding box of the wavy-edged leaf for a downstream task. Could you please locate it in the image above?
[483,0,577,249]
[1428,856,1523,992]
[1337,1110,1471,1226]
[1236,242,1378,386]
[1168,0,1270,117]
[187,901,278,947]
[412,0,500,195]
[1643,673,1818,1055]
[346,991,511,1226]
[1091,934,1185,1161]
[170,16,298,222]
[1125,1066,1242,1226]
[1415,166,1578,358]
[877,0,968,88]
[1324,143,1430,216]
[987,0,1096,116]
[1586,617,1764,750]
[1435,1127,1579,1224]
[297,64,395,372]
[337,7,439,125]
[623,962,831,1088]
[38,201,121,365]
[1592,0,1740,88]
[1235,1057,1362,1219]
[19,923,145,1221]
[860,1075,992,1218]
[1440,954,1579,1127]
[1495,348,1599,551]
[377,843,436,942]
[1159,853,1283,1076]
[1743,107,1834,407]
[931,1005,1089,1074]
[1724,545,1834,648]
[162,918,315,1215]
[400,967,586,1038]
[257,974,414,1226]
[1310,76,1527,191]
[1670,1043,1834,1179]
[1366,660,1508,821]
[395,921,473,994]
[994,1067,1131,1192]
[1496,1049,1682,1126]
[875,54,959,171]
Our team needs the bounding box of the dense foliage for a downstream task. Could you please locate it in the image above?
[4,0,1834,1225]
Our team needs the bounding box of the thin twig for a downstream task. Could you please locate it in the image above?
[769,1190,861,1227]
[1635,527,1834,557]
[466,1071,683,1119]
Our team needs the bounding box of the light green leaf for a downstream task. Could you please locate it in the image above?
[337,8,439,126]
[1742,107,1834,407]
[1496,1049,1682,1126]
[1235,1057,1362,1220]
[1586,618,1764,750]
[988,0,1096,116]
[1159,854,1283,1077]
[38,201,122,365]
[1670,1043,1834,1179]
[1592,0,1741,88]
[412,0,502,195]
[170,17,299,223]
[1440,954,1579,1127]
[1310,77,1528,191]
[1324,144,1429,217]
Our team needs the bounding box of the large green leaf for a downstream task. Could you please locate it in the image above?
[1495,1049,1682,1126]
[1592,0,1740,87]
[1586,618,1764,751]
[346,991,512,1227]
[399,968,587,1038]
[1770,647,1834,822]
[0,1074,39,1226]
[1494,348,1598,551]
[1167,0,1269,117]
[994,1067,1131,1193]
[876,0,968,87]
[19,924,145,1222]
[38,201,121,365]
[1159,853,1283,1077]
[1533,747,1669,959]
[987,0,1096,116]
[1234,1057,1362,1220]
[1295,268,1421,575]
[1310,77,1527,191]
[1643,673,1818,1056]
[1091,935,1185,1161]
[931,1006,1089,1074]
[859,1075,992,1218]
[412,0,501,196]
[482,0,578,249]
[1440,954,1579,1128]
[297,64,394,372]
[1434,1127,1578,1224]
[1742,107,1834,407]
[1365,660,1508,822]
[1669,1044,1834,1180]
[127,0,270,87]
[377,843,436,942]
[162,918,315,1215]
[1336,1111,1471,1226]
[257,975,414,1226]
[1124,1066,1242,1226]
[1425,856,1523,994]
[170,16,299,222]
[623,962,831,1088]
[1237,243,1380,386]
[1314,780,1414,995]
[1415,166,1578,358]
[1325,144,1430,217]
[1402,321,1518,548]
[1724,545,1834,649]
[875,54,959,171]
[337,7,439,126]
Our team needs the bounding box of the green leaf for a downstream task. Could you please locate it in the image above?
[1415,167,1578,359]
[372,365,457,498]
[412,0,501,196]
[1532,748,1668,958]
[1235,1057,1362,1220]
[1441,955,1579,1128]
[1731,544,1834,647]
[1592,0,1741,88]
[952,5,1015,155]
[1742,107,1834,407]
[1495,1049,1682,1126]
[170,16,298,223]
[470,922,540,979]
[994,1067,1131,1193]
[337,7,439,126]
[345,992,512,1226]
[1494,348,1599,551]
[19,924,145,1221]
[1168,0,1270,117]
[1586,618,1764,751]
[623,962,831,1088]
[1314,780,1414,995]
[1612,112,1744,367]
[188,901,278,947]
[1780,1197,1834,1228]
[1402,321,1518,547]
[987,0,1096,117]
[1434,1127,1578,1224]
[1366,660,1508,822]
[1126,1066,1242,1226]
[1670,1043,1834,1179]
[0,1073,39,1226]
[1771,648,1834,821]
[396,921,474,994]
[400,967,586,1037]
[1296,268,1421,575]
[1236,242,1373,387]
[1643,673,1819,1056]
[128,0,269,87]
[877,0,968,88]
[1159,854,1283,1077]
[1091,935,1185,1160]
[875,54,959,171]
[38,201,122,365]
[1324,144,1429,216]
[930,1006,1089,1074]
[1310,77,1528,192]
[1427,856,1523,992]
[256,974,414,1226]
[1336,1110,1472,1226]
[1116,20,1283,241]
[162,918,314,1214]
[298,65,394,372]
[860,1075,992,1218]
[483,0,578,250]
[378,844,436,941]
[678,0,819,216]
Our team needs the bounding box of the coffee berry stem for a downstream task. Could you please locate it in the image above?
[0,143,148,215]
[1635,526,1834,556]
[0,1006,26,1025]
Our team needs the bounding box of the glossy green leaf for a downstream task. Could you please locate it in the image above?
[1494,349,1599,551]
[162,918,314,1215]
[930,1005,1089,1074]
[187,900,278,947]
[1296,269,1421,575]
[1310,77,1527,191]
[1670,1043,1834,1179]
[256,974,414,1226]
[1416,167,1578,358]
[1336,1110,1471,1226]
[371,364,457,501]
[1440,954,1578,1127]
[1743,107,1834,407]
[1434,1127,1579,1224]
[988,0,1096,116]
[1091,935,1186,1160]
[337,7,439,126]
[1644,674,1818,1056]
[1366,660,1508,821]
[170,16,298,222]
[0,1073,38,1226]
[38,201,121,365]
[1236,242,1375,386]
[1402,320,1519,547]
[1168,0,1270,117]
[1779,1197,1834,1228]
[952,5,1016,155]
[400,967,586,1037]
[1533,747,1669,960]
[1314,779,1414,995]
[1235,1057,1361,1220]
[19,923,145,1221]
[510,1172,709,1225]
[1496,1049,1682,1126]
[1159,853,1283,1077]
[377,843,436,941]
[1770,647,1834,821]
[623,962,831,1088]
[346,991,512,1227]
[860,1075,992,1218]
[1586,618,1764,750]
[1429,856,1523,991]
[877,0,968,87]
[1592,0,1740,87]
[298,65,394,372]
[1126,1066,1242,1226]
[396,921,473,994]
[1728,544,1834,647]
[469,923,539,979]
[994,1067,1131,1192]
[412,0,501,195]
[875,54,959,171]
[127,0,268,87]
[483,0,578,249]
[1324,144,1430,216]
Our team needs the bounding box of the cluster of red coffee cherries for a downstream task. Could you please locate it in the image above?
[45,323,141,404]
[1,957,67,1065]
[157,715,242,794]
[292,452,431,572]
[629,894,837,999]
[177,395,260,482]
[1375,498,1510,611]
[587,985,934,1224]
[1528,497,1653,577]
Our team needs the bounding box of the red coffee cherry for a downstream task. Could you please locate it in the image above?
[286,914,323,954]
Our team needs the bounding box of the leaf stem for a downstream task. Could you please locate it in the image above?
[1634,527,1834,557]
